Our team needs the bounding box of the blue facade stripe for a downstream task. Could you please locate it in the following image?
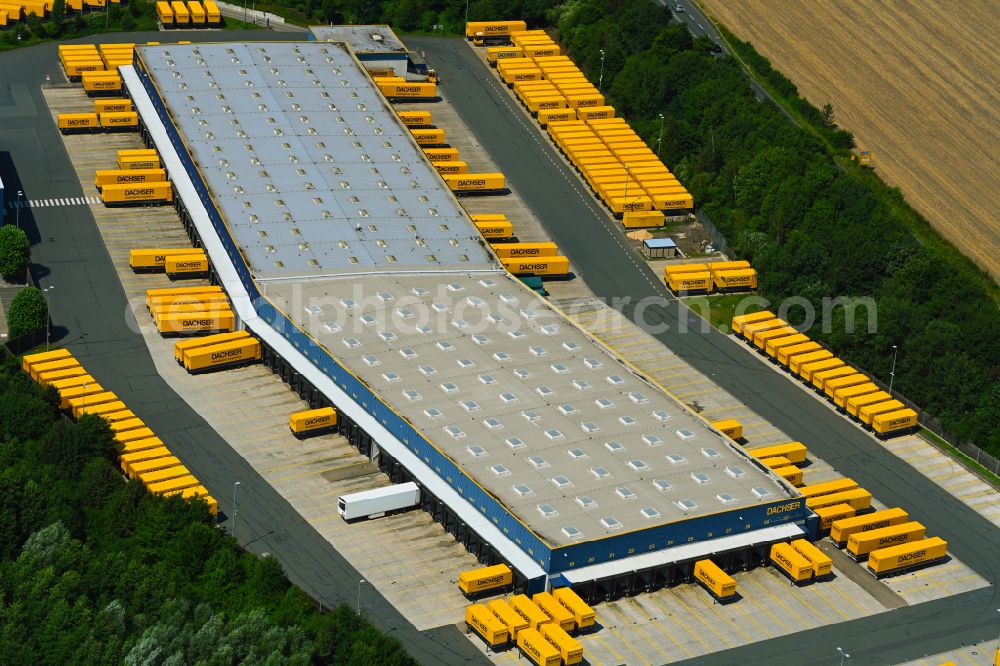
[133,53,807,575]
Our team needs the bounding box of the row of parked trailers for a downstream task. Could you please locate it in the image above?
[0,0,114,27]
[470,21,693,219]
[22,349,218,513]
[156,0,221,27]
[545,117,690,218]
[664,260,758,294]
[90,149,174,206]
[387,104,572,280]
[731,311,919,438]
[460,570,593,665]
[130,247,208,278]
[738,430,950,578]
[146,285,240,337]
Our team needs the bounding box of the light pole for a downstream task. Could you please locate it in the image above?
[656,113,665,158]
[232,481,241,540]
[598,49,605,92]
[889,344,899,396]
[464,0,468,25]
[42,285,54,350]
[16,190,23,229]
[357,579,366,615]
[836,647,850,666]
[623,164,630,215]
[243,0,247,25]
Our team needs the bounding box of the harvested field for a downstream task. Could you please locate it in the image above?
[698,0,1000,282]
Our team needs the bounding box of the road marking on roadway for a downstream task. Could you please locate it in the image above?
[636,593,702,656]
[9,196,100,208]
[601,604,658,664]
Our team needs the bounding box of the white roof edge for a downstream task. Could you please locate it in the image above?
[257,266,505,285]
[560,523,804,584]
[124,65,547,582]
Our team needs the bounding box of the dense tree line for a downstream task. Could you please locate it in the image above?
[0,0,156,50]
[0,356,415,664]
[285,0,1000,450]
[550,0,999,450]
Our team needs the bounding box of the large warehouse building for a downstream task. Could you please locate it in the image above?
[123,38,807,599]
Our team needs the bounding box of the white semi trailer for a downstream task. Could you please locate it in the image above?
[338,482,420,521]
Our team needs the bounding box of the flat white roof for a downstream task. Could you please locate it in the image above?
[137,41,493,280]
[123,62,547,580]
[262,271,790,546]
[132,41,793,553]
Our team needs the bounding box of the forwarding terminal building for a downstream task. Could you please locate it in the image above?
[124,38,807,600]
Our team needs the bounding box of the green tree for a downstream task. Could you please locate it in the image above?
[51,0,66,23]
[0,225,29,277]
[6,286,47,338]
[821,102,835,128]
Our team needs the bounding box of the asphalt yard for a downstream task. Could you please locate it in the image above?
[394,68,990,663]
[902,640,998,666]
[45,54,995,666]
[45,82,487,633]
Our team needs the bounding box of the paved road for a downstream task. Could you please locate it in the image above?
[662,0,801,126]
[0,32,482,666]
[410,35,1000,666]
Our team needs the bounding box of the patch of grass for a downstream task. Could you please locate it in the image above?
[244,0,311,26]
[685,293,769,334]
[918,428,1000,489]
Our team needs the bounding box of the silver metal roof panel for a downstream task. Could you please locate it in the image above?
[138,41,490,279]
[309,25,408,54]
[261,272,789,546]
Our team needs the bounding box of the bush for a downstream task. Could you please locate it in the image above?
[0,225,29,278]
[6,286,46,338]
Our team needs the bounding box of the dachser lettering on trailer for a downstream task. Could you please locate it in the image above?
[210,348,243,361]
[767,501,802,515]
[183,319,214,327]
[775,551,794,569]
[862,519,893,532]
[680,278,704,287]
[126,188,156,197]
[396,86,422,94]
[509,248,541,256]
[697,567,717,589]
[173,261,204,269]
[303,416,331,427]
[458,179,488,187]
[470,614,490,636]
[117,175,147,182]
[68,119,94,126]
[513,606,532,624]
[623,201,646,211]
[477,574,507,588]
[522,636,543,659]
[887,416,913,427]
[480,227,506,235]
[520,263,554,272]
[879,534,910,546]
[484,25,508,33]
[898,549,927,563]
